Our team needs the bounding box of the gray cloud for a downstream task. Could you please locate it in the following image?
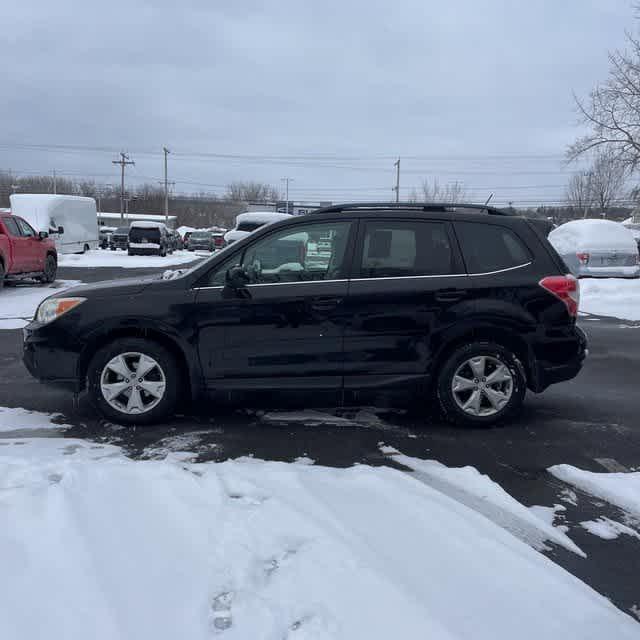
[0,0,633,204]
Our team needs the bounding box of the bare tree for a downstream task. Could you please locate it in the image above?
[566,150,628,217]
[568,15,640,169]
[566,172,593,217]
[589,149,628,211]
[225,181,281,203]
[420,178,467,203]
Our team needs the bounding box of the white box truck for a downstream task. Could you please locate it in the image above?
[9,194,99,254]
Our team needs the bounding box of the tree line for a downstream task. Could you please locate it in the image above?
[0,173,284,229]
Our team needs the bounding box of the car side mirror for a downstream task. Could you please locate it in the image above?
[57,226,64,235]
[38,231,49,240]
[226,265,250,290]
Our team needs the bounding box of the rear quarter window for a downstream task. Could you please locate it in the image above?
[455,222,532,273]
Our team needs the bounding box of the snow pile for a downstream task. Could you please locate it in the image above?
[177,225,196,237]
[385,450,585,556]
[130,220,168,230]
[580,517,640,541]
[549,219,638,254]
[579,278,640,320]
[0,280,81,329]
[234,211,292,226]
[550,464,640,518]
[58,249,203,268]
[1,436,638,639]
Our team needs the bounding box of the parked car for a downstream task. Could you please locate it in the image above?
[24,202,587,427]
[10,194,98,254]
[0,213,57,288]
[186,230,216,251]
[224,211,292,245]
[109,226,130,251]
[99,226,117,249]
[128,221,172,256]
[549,219,640,278]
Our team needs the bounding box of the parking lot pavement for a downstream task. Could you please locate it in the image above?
[1,265,639,620]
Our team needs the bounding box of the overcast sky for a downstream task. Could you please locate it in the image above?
[0,0,634,205]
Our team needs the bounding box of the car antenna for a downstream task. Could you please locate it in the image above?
[484,193,494,206]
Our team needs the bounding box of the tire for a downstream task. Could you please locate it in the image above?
[83,244,90,253]
[128,249,133,256]
[160,247,167,257]
[87,338,179,425]
[39,254,57,283]
[437,342,526,427]
[110,247,116,251]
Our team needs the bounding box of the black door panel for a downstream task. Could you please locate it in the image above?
[195,281,348,386]
[343,275,473,380]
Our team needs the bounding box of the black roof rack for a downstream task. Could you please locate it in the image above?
[311,202,512,216]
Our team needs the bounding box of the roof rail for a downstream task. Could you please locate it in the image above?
[311,202,512,216]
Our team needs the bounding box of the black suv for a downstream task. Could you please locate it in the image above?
[23,203,586,427]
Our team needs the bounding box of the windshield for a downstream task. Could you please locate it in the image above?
[190,232,210,239]
[114,227,129,235]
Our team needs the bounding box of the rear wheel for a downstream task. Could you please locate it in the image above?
[437,342,526,427]
[87,338,179,425]
[83,243,90,253]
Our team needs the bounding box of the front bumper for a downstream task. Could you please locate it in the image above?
[22,324,82,391]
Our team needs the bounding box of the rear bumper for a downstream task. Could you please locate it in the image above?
[530,326,588,392]
[128,247,162,255]
[578,265,640,278]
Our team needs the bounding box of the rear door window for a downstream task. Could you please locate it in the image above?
[455,222,531,273]
[359,220,457,278]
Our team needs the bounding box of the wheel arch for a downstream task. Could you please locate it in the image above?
[78,326,202,401]
[431,323,532,389]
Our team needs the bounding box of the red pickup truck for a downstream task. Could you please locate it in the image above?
[0,212,58,289]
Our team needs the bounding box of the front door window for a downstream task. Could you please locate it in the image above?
[241,222,352,284]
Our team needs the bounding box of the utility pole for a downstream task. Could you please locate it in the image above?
[112,152,135,221]
[52,169,57,194]
[281,177,293,214]
[163,146,170,224]
[393,158,400,202]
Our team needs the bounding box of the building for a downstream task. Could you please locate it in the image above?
[97,212,177,229]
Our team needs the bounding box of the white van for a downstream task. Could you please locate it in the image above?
[224,211,292,245]
[9,194,99,254]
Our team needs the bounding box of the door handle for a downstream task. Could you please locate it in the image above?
[435,289,468,302]
[310,297,343,312]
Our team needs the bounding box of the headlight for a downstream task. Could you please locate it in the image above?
[35,297,86,324]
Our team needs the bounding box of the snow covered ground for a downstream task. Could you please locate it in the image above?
[579,278,640,321]
[0,280,82,329]
[59,249,205,268]
[0,410,638,639]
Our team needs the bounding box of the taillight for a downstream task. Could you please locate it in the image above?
[576,252,590,265]
[539,274,580,317]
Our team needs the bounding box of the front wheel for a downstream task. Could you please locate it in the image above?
[39,254,57,283]
[437,342,526,427]
[87,338,179,425]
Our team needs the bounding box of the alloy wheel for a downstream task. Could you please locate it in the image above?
[451,355,514,417]
[100,352,166,415]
